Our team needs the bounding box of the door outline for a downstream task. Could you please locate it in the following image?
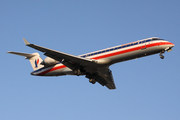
[141,41,146,50]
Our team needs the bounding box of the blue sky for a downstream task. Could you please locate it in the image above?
[1,0,180,120]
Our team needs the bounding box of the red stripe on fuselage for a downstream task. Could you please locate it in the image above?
[38,65,66,76]
[92,41,173,60]
[37,41,173,76]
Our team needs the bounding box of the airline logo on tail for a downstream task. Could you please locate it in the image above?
[35,59,39,68]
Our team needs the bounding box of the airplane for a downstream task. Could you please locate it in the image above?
[7,37,174,89]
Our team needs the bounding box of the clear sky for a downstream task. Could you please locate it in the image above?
[1,0,180,120]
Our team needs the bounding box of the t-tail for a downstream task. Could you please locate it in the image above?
[7,51,44,71]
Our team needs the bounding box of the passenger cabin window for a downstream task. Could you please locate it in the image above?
[118,46,122,49]
[146,39,151,42]
[110,48,113,51]
[80,38,158,58]
[121,45,125,48]
[142,41,145,43]
[134,42,138,45]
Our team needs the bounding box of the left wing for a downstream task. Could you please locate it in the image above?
[23,38,98,68]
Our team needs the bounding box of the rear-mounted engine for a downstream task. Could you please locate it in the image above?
[41,57,59,66]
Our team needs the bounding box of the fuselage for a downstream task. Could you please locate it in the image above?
[31,37,174,76]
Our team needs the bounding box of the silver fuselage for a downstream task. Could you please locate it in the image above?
[31,38,174,76]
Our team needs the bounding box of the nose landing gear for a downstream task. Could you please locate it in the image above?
[159,50,165,59]
[160,55,164,59]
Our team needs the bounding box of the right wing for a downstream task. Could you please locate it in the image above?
[95,67,116,89]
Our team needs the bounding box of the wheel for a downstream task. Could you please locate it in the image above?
[74,69,80,76]
[160,55,164,59]
[89,79,96,84]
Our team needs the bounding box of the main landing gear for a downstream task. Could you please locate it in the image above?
[86,74,97,84]
[74,69,81,76]
[89,79,96,84]
[159,50,165,59]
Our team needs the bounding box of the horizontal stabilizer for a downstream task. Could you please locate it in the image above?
[7,51,36,59]
[7,51,44,71]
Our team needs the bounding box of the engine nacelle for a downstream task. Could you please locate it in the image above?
[41,57,59,66]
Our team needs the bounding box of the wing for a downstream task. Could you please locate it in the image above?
[23,38,98,68]
[23,38,116,89]
[93,67,116,89]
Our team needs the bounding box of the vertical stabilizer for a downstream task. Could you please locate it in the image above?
[28,53,44,71]
[7,52,44,71]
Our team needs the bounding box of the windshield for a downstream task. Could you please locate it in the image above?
[152,38,164,41]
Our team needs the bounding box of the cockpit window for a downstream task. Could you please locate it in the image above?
[152,38,159,40]
[152,38,164,41]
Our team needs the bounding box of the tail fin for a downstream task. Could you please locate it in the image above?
[7,51,44,71]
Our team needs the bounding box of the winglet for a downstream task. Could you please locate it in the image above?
[23,38,30,45]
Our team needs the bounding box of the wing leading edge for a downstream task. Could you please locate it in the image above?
[23,38,98,67]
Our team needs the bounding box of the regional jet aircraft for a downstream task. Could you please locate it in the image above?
[7,37,174,89]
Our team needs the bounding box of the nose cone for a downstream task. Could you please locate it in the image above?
[170,42,175,48]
